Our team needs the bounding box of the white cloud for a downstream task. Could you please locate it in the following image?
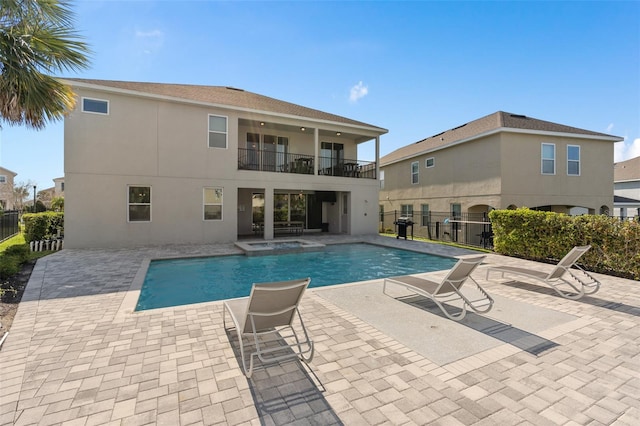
[134,29,164,54]
[614,137,640,162]
[606,123,614,133]
[349,81,368,102]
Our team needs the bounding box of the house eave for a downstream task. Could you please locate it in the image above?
[381,127,623,167]
[63,79,388,137]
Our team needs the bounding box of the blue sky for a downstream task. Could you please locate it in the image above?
[1,0,639,190]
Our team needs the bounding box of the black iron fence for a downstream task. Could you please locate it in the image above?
[1,210,19,242]
[381,211,494,249]
[238,148,376,179]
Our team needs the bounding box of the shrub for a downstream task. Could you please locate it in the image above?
[4,244,30,262]
[22,212,64,242]
[490,208,640,280]
[0,255,20,280]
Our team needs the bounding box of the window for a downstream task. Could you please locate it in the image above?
[541,143,555,174]
[421,204,430,226]
[567,145,580,176]
[60,182,64,192]
[425,157,435,168]
[0,175,6,184]
[203,187,223,220]
[82,97,109,114]
[411,161,419,184]
[401,204,413,217]
[379,170,385,189]
[128,186,151,222]
[208,115,227,148]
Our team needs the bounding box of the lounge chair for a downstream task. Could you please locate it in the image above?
[223,277,314,378]
[486,245,600,300]
[383,256,493,321]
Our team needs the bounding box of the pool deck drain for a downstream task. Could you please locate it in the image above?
[1,235,639,426]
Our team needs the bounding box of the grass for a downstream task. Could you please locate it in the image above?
[0,232,53,261]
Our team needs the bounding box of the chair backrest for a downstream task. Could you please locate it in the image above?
[435,256,485,295]
[547,245,591,279]
[243,277,311,334]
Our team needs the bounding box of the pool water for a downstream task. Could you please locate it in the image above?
[135,243,457,311]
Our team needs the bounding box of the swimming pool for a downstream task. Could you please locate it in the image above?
[135,243,457,311]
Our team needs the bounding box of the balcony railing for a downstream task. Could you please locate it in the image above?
[238,148,376,179]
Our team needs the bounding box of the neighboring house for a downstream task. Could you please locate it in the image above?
[379,111,623,222]
[0,166,17,210]
[38,177,65,209]
[63,79,387,248]
[614,155,640,220]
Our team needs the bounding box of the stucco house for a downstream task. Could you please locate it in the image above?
[614,155,640,220]
[0,166,17,211]
[379,111,623,230]
[38,177,65,208]
[63,79,387,248]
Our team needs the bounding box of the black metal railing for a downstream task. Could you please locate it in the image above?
[380,210,493,249]
[238,148,376,179]
[1,210,19,242]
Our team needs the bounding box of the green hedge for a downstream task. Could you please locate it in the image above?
[489,208,640,280]
[22,212,64,243]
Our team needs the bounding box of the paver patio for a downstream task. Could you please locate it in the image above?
[1,236,638,425]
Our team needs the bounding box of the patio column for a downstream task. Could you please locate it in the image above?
[314,128,319,175]
[264,188,274,239]
[375,135,380,179]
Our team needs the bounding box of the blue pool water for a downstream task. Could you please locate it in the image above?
[135,243,457,311]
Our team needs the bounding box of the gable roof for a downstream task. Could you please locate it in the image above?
[64,78,387,134]
[614,155,640,182]
[381,111,623,166]
[0,166,17,177]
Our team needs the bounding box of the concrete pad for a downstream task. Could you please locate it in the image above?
[313,278,577,365]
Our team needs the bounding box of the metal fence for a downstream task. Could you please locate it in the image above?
[380,211,494,249]
[1,210,19,242]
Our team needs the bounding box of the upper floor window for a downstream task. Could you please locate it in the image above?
[411,161,419,184]
[425,157,435,168]
[208,115,227,148]
[379,170,385,189]
[203,187,223,220]
[541,143,555,175]
[82,97,109,115]
[0,175,6,184]
[128,186,151,222]
[567,145,580,176]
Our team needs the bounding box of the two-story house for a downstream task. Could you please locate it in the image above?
[614,155,640,220]
[379,111,622,241]
[0,167,17,211]
[63,79,387,248]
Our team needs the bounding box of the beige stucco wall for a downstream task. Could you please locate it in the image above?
[65,87,381,248]
[0,167,17,210]
[380,131,614,215]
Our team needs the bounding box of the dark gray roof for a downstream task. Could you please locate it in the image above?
[381,111,622,165]
[614,155,640,182]
[65,78,387,133]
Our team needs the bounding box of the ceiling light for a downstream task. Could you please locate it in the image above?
[300,127,305,131]
[336,132,341,136]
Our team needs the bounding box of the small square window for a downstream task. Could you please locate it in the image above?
[82,97,109,114]
[425,157,435,168]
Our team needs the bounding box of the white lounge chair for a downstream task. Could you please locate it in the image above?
[223,278,314,378]
[383,256,493,321]
[486,245,600,300]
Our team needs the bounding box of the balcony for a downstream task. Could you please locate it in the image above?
[238,148,376,179]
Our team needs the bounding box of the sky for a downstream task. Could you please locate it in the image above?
[0,0,639,190]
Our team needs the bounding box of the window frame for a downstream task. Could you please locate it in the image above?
[411,161,419,184]
[420,204,430,226]
[127,185,151,222]
[425,157,435,168]
[203,187,223,221]
[567,145,581,176]
[208,114,228,149]
[379,170,385,189]
[81,97,109,115]
[400,204,413,217]
[541,143,556,175]
[0,175,6,184]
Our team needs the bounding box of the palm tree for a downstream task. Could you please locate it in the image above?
[0,0,90,129]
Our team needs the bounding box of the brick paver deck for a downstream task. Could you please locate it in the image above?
[1,236,638,425]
